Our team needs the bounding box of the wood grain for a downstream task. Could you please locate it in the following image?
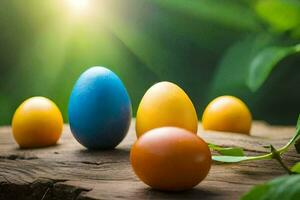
[0,120,298,200]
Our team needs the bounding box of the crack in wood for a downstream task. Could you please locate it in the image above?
[80,161,123,166]
[0,154,38,160]
[0,178,91,200]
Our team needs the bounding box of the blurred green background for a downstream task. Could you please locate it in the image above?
[0,0,299,125]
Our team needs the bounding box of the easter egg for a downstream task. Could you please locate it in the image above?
[130,127,211,191]
[12,97,63,148]
[136,81,198,138]
[68,66,132,149]
[202,95,252,134]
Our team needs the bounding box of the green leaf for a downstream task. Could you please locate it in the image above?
[241,175,300,200]
[255,0,300,32]
[211,34,300,95]
[241,184,271,200]
[212,152,273,163]
[208,143,244,156]
[291,162,300,174]
[247,44,300,91]
[210,34,276,97]
[212,155,253,163]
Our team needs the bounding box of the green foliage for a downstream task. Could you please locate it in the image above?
[211,34,275,94]
[247,44,300,91]
[212,34,300,93]
[151,0,260,31]
[0,0,299,125]
[291,162,300,174]
[211,0,300,96]
[241,175,300,200]
[255,0,300,34]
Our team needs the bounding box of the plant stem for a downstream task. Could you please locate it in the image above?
[277,129,300,154]
[243,153,273,161]
[212,115,300,164]
[270,145,293,175]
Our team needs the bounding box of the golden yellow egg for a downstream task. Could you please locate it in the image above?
[202,95,252,134]
[136,82,198,138]
[12,97,63,148]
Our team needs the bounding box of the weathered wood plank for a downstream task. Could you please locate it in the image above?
[0,120,298,200]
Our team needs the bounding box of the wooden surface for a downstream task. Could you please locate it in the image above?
[0,120,298,200]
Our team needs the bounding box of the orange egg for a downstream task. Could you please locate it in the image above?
[12,97,63,148]
[202,95,252,134]
[130,127,211,191]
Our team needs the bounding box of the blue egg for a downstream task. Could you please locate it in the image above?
[68,67,132,149]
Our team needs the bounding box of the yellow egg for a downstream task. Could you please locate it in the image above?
[202,95,252,134]
[12,97,63,148]
[136,82,198,138]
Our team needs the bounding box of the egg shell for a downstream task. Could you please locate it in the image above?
[12,96,63,148]
[68,67,132,149]
[136,81,198,137]
[130,127,211,191]
[202,95,252,134]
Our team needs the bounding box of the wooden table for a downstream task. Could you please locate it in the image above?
[0,120,298,200]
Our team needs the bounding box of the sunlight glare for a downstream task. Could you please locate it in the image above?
[67,0,91,14]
